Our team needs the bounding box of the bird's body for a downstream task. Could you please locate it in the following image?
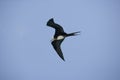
[47,18,80,61]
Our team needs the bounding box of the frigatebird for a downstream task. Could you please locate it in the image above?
[47,18,80,61]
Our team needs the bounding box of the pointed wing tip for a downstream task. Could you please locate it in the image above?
[51,40,65,61]
[62,58,65,61]
[60,56,65,61]
[59,54,65,61]
[48,18,54,21]
[48,17,55,21]
[47,18,54,26]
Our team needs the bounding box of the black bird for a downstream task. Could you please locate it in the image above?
[47,18,80,61]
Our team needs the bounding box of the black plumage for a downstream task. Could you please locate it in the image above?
[47,18,80,61]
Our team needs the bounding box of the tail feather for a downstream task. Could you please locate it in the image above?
[67,31,80,37]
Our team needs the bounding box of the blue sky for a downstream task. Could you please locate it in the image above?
[0,0,120,80]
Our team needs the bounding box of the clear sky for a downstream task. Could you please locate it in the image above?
[0,0,120,80]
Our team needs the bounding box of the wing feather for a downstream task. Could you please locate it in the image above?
[47,18,65,34]
[51,39,65,61]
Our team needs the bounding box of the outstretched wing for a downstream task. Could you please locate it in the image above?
[47,18,65,34]
[51,39,65,61]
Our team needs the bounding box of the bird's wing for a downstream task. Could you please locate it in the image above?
[51,39,65,61]
[47,18,65,33]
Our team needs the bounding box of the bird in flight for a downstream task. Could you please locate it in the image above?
[47,18,80,61]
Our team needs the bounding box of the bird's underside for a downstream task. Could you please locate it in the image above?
[47,18,80,61]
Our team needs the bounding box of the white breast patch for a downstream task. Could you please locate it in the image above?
[57,35,64,40]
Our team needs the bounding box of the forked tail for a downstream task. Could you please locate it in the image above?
[67,31,80,37]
